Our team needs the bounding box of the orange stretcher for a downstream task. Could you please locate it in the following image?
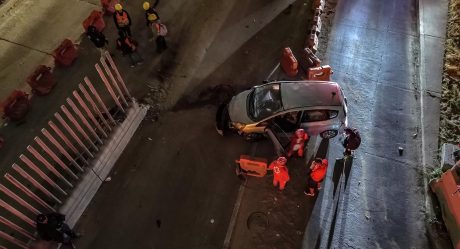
[235,155,268,177]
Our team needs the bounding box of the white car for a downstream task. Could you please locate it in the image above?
[216,81,348,140]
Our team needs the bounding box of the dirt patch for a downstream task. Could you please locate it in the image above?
[173,84,236,111]
[440,0,460,144]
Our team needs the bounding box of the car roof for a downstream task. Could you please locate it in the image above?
[278,81,343,110]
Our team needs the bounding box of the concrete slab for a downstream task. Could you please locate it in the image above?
[419,0,450,38]
[421,35,445,93]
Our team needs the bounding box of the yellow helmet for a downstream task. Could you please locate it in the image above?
[143,2,150,10]
[147,13,158,21]
[114,3,123,11]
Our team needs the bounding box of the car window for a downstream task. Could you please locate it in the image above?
[301,110,338,122]
[273,111,300,132]
[248,83,283,121]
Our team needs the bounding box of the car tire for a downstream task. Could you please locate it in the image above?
[320,129,338,139]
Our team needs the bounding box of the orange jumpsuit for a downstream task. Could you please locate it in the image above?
[269,162,290,190]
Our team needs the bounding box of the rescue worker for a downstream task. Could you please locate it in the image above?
[268,156,290,191]
[143,1,161,26]
[113,4,132,37]
[287,128,309,157]
[36,213,80,248]
[116,31,143,67]
[304,158,328,196]
[154,20,168,53]
[86,25,110,57]
[342,127,361,156]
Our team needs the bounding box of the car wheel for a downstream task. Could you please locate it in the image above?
[320,130,338,139]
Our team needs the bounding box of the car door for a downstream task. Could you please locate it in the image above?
[265,123,292,156]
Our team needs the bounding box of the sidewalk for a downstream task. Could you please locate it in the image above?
[417,0,453,248]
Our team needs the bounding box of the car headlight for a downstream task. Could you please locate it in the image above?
[231,122,246,130]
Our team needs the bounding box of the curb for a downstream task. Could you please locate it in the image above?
[417,1,453,248]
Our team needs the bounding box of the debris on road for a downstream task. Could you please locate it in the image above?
[105,176,112,182]
[210,218,215,224]
[398,147,404,156]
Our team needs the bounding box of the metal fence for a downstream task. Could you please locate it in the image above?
[0,52,134,249]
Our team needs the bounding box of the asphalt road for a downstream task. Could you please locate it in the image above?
[306,0,430,248]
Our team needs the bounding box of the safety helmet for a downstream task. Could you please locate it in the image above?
[295,128,305,137]
[147,13,158,21]
[143,2,150,10]
[115,3,123,11]
[276,156,287,165]
[322,159,328,166]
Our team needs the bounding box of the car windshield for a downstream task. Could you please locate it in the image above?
[248,83,283,121]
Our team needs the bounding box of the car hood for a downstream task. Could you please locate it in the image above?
[228,90,254,124]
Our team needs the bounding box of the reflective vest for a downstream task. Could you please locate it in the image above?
[311,165,327,182]
[116,12,130,27]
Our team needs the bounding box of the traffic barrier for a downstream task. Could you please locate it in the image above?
[430,167,460,249]
[0,52,141,248]
[26,65,56,96]
[1,90,30,121]
[306,29,319,53]
[82,10,106,32]
[280,47,299,77]
[101,0,119,15]
[53,39,78,67]
[301,48,321,69]
[307,65,333,81]
[236,155,268,177]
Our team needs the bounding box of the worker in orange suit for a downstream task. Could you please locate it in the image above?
[113,4,132,37]
[305,158,328,196]
[268,156,290,191]
[287,129,309,158]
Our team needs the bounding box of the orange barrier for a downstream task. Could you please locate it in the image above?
[101,0,119,15]
[280,47,299,77]
[82,10,106,32]
[302,48,321,69]
[27,65,56,96]
[235,155,268,177]
[307,65,333,81]
[306,30,319,53]
[53,39,78,67]
[430,168,460,248]
[1,90,30,121]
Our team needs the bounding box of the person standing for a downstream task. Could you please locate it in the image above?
[113,3,132,37]
[86,25,109,57]
[116,31,143,67]
[287,128,309,158]
[268,156,290,191]
[342,127,361,156]
[36,213,80,248]
[143,1,161,26]
[305,158,328,196]
[154,20,168,53]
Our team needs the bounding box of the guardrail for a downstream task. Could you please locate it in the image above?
[0,52,143,249]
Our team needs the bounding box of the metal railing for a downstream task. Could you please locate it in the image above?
[0,52,133,249]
